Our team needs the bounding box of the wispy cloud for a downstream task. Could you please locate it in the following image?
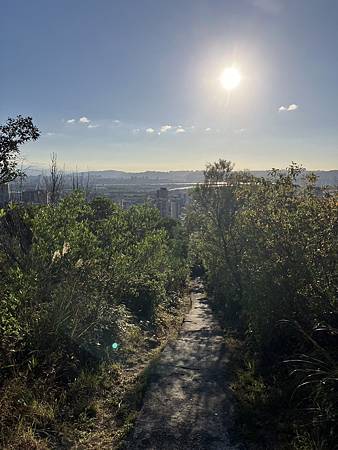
[205,127,212,132]
[79,116,91,124]
[45,132,57,137]
[160,124,172,133]
[278,104,299,112]
[61,118,196,137]
[234,128,246,134]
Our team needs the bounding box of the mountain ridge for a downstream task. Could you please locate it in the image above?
[24,168,338,186]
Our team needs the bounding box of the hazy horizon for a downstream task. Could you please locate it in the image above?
[24,162,338,175]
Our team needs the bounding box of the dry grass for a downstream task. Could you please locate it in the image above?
[0,292,190,450]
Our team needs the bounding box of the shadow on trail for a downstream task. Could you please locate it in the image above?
[126,294,238,450]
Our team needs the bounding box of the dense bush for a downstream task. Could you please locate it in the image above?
[188,160,337,448]
[0,192,188,448]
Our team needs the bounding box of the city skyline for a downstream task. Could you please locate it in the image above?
[1,0,338,171]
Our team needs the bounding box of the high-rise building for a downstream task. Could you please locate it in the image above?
[170,198,180,219]
[121,199,133,210]
[156,187,169,217]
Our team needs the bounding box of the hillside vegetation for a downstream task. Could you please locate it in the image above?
[188,160,337,449]
[0,193,188,449]
[1,118,337,449]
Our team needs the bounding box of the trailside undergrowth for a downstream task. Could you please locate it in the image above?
[0,193,189,449]
[188,160,337,449]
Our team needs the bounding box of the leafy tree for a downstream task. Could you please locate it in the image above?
[188,160,253,318]
[188,160,338,445]
[0,142,189,447]
[0,116,40,185]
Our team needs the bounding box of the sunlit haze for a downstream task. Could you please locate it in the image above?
[220,67,242,91]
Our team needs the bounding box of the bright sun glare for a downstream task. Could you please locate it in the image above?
[220,67,241,91]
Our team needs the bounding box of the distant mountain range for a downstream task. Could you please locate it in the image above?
[87,170,205,182]
[25,168,338,186]
[84,169,338,186]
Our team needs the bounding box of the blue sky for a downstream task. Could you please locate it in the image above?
[1,0,338,171]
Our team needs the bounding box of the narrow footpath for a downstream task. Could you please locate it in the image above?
[127,291,237,450]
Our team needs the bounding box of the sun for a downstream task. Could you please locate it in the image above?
[220,67,241,91]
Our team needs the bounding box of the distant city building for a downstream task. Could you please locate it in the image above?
[0,184,47,206]
[170,198,180,219]
[181,191,191,206]
[121,199,133,210]
[9,191,22,203]
[22,189,47,205]
[154,187,191,219]
[156,187,169,217]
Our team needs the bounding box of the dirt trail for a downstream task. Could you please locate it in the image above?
[127,292,237,450]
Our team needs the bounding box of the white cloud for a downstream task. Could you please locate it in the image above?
[278,104,299,112]
[252,0,283,15]
[79,116,90,124]
[46,132,57,137]
[160,124,172,133]
[113,120,121,125]
[205,127,212,132]
[176,127,185,134]
[234,128,246,134]
[146,128,155,134]
[88,124,99,129]
[66,119,76,124]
